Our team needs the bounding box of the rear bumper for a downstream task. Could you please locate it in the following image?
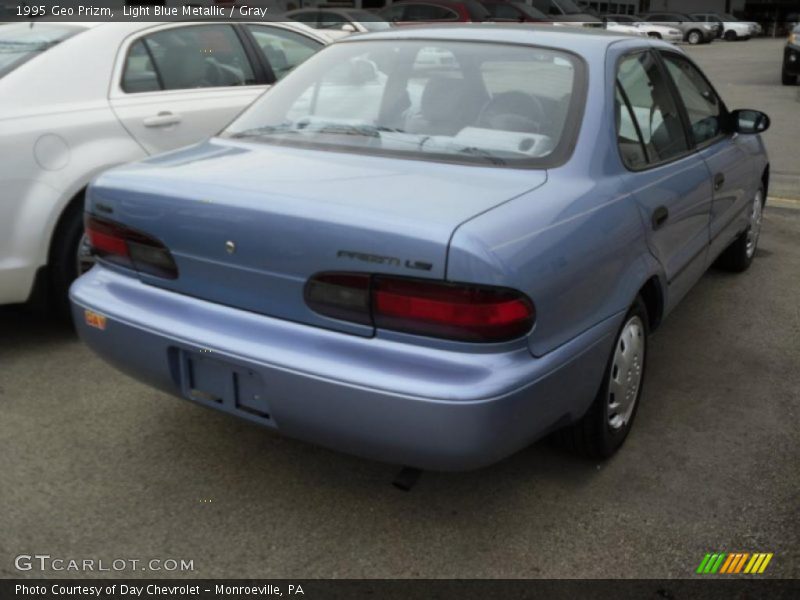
[70,266,620,471]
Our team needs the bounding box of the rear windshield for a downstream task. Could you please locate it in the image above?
[224,40,585,168]
[0,24,84,79]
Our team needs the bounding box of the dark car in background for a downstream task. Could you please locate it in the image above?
[783,24,800,85]
[378,0,491,24]
[479,0,552,22]
[639,12,718,44]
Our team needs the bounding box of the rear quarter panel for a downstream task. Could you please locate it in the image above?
[447,38,665,357]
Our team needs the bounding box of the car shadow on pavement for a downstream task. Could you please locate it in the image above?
[0,304,77,357]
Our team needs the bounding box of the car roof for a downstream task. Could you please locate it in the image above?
[342,23,642,51]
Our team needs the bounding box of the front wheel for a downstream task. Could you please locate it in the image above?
[715,187,764,272]
[724,30,738,41]
[687,30,703,45]
[556,297,649,458]
[782,68,798,85]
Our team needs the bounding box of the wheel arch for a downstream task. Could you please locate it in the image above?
[48,186,87,267]
[638,275,665,332]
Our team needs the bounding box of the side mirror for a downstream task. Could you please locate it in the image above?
[341,23,357,33]
[731,109,771,134]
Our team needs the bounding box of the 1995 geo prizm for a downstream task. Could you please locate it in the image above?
[70,26,770,471]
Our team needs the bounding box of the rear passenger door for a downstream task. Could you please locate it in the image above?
[110,23,266,155]
[658,50,754,264]
[615,50,714,311]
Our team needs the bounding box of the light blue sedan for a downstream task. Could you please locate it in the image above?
[70,26,770,471]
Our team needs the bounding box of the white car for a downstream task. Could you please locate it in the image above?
[602,15,683,42]
[0,20,327,314]
[284,8,393,39]
[633,22,683,42]
[603,21,647,37]
[692,13,753,41]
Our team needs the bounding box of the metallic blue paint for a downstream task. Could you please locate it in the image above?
[70,27,769,470]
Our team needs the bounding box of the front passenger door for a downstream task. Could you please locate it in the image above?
[659,51,754,265]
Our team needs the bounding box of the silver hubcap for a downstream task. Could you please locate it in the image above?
[607,316,645,431]
[745,191,763,259]
[76,233,96,276]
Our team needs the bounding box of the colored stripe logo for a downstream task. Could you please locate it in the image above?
[696,553,773,574]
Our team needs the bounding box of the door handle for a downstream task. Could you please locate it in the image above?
[714,172,725,191]
[652,206,669,230]
[143,111,182,128]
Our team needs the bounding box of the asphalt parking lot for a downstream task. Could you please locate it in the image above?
[2,38,799,580]
[686,38,800,199]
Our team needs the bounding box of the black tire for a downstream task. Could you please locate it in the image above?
[782,68,798,86]
[686,30,703,45]
[49,197,85,320]
[555,297,649,459]
[715,187,765,273]
[648,32,662,40]
[724,30,737,41]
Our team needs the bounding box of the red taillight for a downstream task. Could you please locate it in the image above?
[84,215,178,280]
[85,217,130,258]
[305,272,534,343]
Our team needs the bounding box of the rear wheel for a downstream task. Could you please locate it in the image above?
[782,68,798,85]
[556,297,648,458]
[687,30,703,45]
[724,30,738,41]
[648,32,662,39]
[715,187,764,272]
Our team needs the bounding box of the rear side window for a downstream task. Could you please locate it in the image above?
[616,52,690,168]
[122,40,160,93]
[615,84,648,169]
[122,25,256,93]
[0,24,84,79]
[246,25,322,81]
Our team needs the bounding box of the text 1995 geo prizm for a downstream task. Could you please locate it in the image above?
[71,26,770,471]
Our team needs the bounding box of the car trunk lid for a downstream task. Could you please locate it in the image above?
[87,139,547,335]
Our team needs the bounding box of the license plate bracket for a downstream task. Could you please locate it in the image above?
[181,351,270,421]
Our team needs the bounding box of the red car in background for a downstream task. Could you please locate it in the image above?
[479,0,553,22]
[378,0,492,24]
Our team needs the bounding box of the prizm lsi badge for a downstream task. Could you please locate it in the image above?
[336,250,433,272]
